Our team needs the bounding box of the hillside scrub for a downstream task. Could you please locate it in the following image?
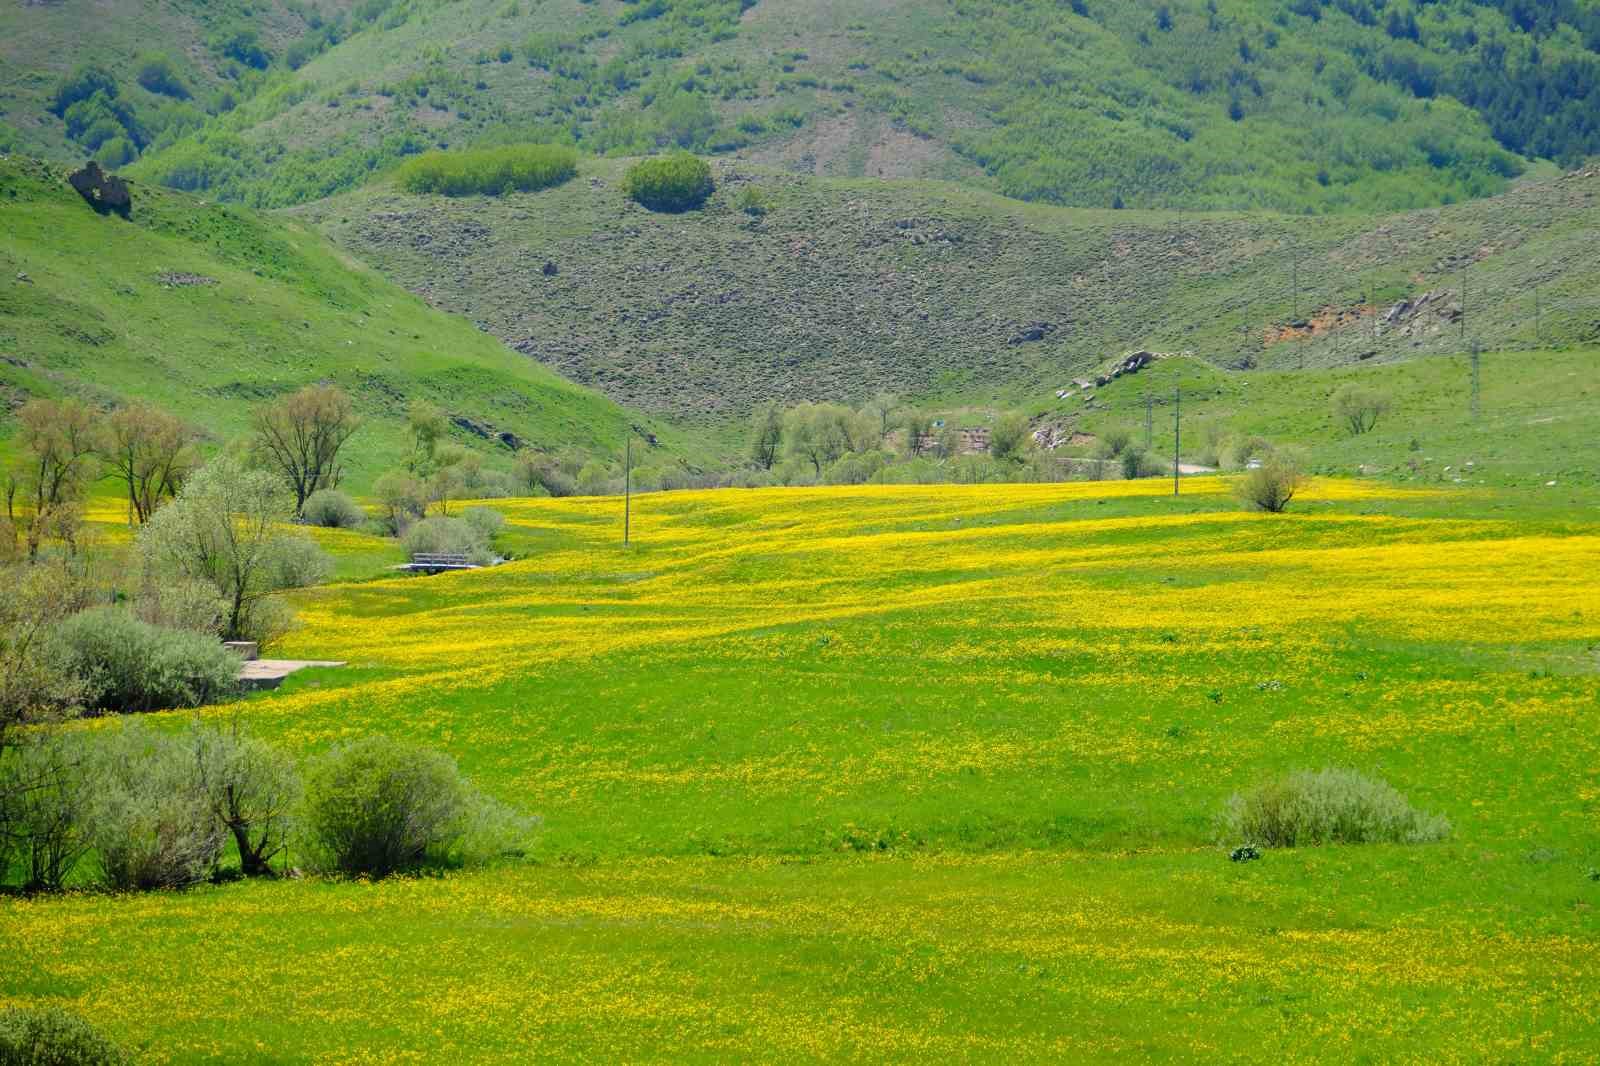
[396,144,579,196]
[622,153,714,212]
[400,514,497,565]
[1222,768,1451,847]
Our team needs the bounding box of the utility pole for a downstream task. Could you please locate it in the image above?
[1535,283,1542,345]
[1470,342,1481,420]
[1459,262,1467,348]
[1172,386,1181,497]
[623,433,632,546]
[1144,392,1154,449]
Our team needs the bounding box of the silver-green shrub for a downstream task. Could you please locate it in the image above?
[301,489,366,529]
[1222,768,1450,847]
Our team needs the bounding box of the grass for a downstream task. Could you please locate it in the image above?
[5,475,1598,1060]
[0,155,698,488]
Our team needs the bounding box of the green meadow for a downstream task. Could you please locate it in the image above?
[4,473,1597,1062]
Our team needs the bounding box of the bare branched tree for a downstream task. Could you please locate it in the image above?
[102,401,198,524]
[250,385,360,514]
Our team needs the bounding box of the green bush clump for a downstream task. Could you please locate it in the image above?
[52,607,239,714]
[400,515,493,564]
[1222,768,1450,848]
[89,724,224,891]
[0,1006,130,1066]
[302,735,532,877]
[301,489,366,529]
[396,144,578,196]
[622,152,714,212]
[135,53,189,99]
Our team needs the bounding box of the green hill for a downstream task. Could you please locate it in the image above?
[0,155,686,484]
[294,154,1600,431]
[7,0,1600,213]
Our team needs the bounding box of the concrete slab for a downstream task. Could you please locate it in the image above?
[239,659,346,691]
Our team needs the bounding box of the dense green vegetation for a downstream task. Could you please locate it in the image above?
[0,155,692,487]
[395,143,578,196]
[9,0,1600,213]
[621,151,713,211]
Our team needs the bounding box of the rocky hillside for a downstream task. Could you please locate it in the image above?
[298,156,1600,428]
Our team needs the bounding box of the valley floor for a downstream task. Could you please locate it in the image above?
[5,477,1599,1062]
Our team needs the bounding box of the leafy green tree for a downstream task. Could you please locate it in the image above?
[747,402,784,470]
[137,455,328,644]
[3,398,99,560]
[783,403,858,476]
[623,152,714,212]
[989,412,1032,462]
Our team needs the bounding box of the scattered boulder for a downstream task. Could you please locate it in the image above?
[1094,350,1157,386]
[1007,321,1056,345]
[157,272,217,287]
[451,415,493,439]
[495,430,522,451]
[1230,845,1261,863]
[542,261,559,277]
[67,161,131,218]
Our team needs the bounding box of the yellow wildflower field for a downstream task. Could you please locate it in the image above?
[6,477,1599,1062]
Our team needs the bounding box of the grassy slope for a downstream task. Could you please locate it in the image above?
[4,476,1598,1059]
[298,156,1600,430]
[46,0,1585,213]
[1044,348,1600,490]
[0,155,695,484]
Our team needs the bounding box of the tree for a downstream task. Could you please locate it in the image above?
[3,398,99,559]
[101,401,197,524]
[0,560,89,760]
[250,385,360,514]
[190,720,300,877]
[374,471,427,533]
[1236,452,1304,513]
[1331,384,1392,436]
[903,411,932,456]
[990,412,1033,462]
[863,392,900,444]
[747,402,784,470]
[137,455,327,644]
[406,399,448,474]
[783,403,857,475]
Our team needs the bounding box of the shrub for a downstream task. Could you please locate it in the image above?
[374,471,427,533]
[88,723,223,891]
[53,607,239,714]
[136,53,189,99]
[301,489,366,529]
[51,65,118,117]
[189,721,300,877]
[1331,384,1392,436]
[1222,768,1450,847]
[1121,445,1160,479]
[460,506,505,544]
[396,144,578,196]
[989,413,1032,462]
[302,735,530,876]
[622,152,714,212]
[0,1006,131,1065]
[735,185,771,216]
[1094,427,1134,458]
[2,736,92,891]
[400,515,487,562]
[1236,451,1304,513]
